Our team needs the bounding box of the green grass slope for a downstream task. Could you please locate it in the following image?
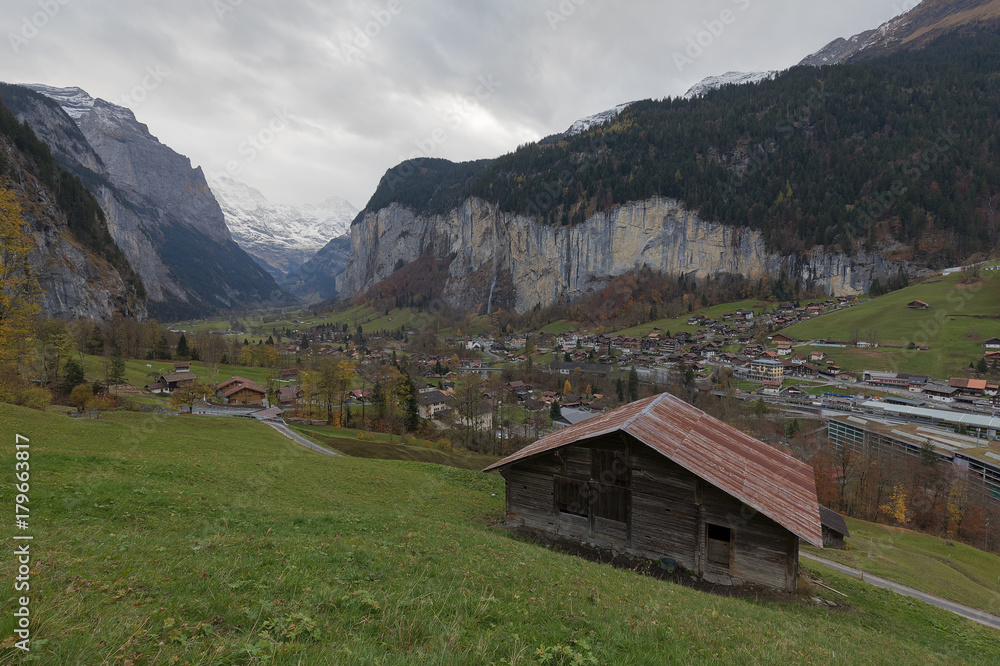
[2,404,999,664]
[782,269,1000,377]
[804,517,1000,615]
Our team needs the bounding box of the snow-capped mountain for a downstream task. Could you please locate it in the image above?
[23,83,96,120]
[209,175,358,278]
[800,0,1000,66]
[564,102,633,136]
[799,30,876,66]
[683,71,780,99]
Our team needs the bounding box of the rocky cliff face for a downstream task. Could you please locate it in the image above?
[2,84,288,319]
[340,197,900,314]
[0,135,144,322]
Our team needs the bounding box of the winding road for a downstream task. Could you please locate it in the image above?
[802,552,1000,631]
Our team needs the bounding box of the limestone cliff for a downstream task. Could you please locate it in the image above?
[340,197,901,314]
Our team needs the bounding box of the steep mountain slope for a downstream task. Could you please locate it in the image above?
[339,21,1000,313]
[683,71,779,99]
[209,175,357,277]
[0,98,144,322]
[801,0,1000,66]
[282,235,352,301]
[0,84,289,320]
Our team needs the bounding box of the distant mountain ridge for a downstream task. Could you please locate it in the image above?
[800,0,1000,66]
[209,175,357,278]
[0,83,289,319]
[683,71,780,99]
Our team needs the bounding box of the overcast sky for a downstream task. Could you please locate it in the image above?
[4,0,910,209]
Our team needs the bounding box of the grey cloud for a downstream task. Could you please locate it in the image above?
[4,0,904,209]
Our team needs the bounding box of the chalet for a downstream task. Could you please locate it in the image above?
[147,370,198,394]
[984,338,1000,350]
[276,386,302,407]
[762,380,782,395]
[418,390,449,419]
[216,377,267,406]
[484,394,823,592]
[769,333,795,345]
[279,368,300,380]
[173,361,191,372]
[818,507,851,549]
[907,300,930,310]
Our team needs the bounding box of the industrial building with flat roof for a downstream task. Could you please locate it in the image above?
[828,413,1000,500]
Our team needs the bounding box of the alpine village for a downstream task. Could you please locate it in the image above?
[5,0,1000,663]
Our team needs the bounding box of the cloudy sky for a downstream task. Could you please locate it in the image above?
[5,0,910,209]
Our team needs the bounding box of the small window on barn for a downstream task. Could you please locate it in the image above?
[706,524,732,566]
[554,476,589,517]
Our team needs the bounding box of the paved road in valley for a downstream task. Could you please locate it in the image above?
[264,422,341,458]
[802,552,1000,631]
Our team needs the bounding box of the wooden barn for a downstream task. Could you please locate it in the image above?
[819,506,851,549]
[484,393,823,592]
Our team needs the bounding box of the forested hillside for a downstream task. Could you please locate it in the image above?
[364,26,1000,268]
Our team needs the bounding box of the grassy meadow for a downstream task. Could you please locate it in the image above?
[1,404,1000,663]
[167,306,424,338]
[803,517,1000,616]
[782,270,1000,377]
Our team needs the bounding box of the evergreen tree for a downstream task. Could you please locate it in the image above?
[61,358,85,394]
[108,353,126,385]
[549,400,562,421]
[403,374,419,431]
[627,366,639,402]
[176,334,189,359]
[615,377,625,402]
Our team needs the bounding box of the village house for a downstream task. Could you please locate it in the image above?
[907,300,930,310]
[418,390,450,419]
[984,338,1000,350]
[216,377,267,406]
[276,386,302,408]
[484,393,822,592]
[146,370,198,395]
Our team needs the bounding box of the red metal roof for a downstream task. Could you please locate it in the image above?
[484,393,823,548]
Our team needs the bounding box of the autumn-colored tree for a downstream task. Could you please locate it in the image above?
[69,383,93,414]
[562,379,571,396]
[169,381,212,414]
[0,189,40,367]
[879,485,910,526]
